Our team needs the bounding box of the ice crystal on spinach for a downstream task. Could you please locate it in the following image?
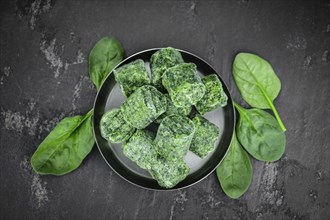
[100,108,135,143]
[122,129,157,170]
[114,59,150,97]
[148,157,190,188]
[150,47,184,90]
[155,94,191,123]
[121,85,167,129]
[190,114,220,158]
[162,63,205,107]
[155,115,195,161]
[195,74,228,114]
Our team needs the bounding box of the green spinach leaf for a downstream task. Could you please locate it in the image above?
[31,36,126,176]
[233,53,286,131]
[89,37,125,91]
[234,102,286,162]
[31,110,94,175]
[216,132,253,199]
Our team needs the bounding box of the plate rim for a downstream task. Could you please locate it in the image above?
[92,48,236,191]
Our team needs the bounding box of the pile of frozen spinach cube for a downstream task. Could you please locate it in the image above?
[99,47,228,188]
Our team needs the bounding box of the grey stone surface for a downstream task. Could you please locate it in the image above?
[0,0,329,219]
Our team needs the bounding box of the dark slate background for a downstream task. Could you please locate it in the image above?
[0,0,329,219]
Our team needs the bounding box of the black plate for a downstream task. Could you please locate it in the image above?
[92,48,235,190]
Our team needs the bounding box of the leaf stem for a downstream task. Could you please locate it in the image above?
[233,101,244,113]
[234,101,286,132]
[268,101,286,132]
[86,109,94,117]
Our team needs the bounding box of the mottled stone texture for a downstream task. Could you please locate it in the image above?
[0,0,329,219]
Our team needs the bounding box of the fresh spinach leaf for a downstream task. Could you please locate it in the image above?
[89,37,125,91]
[233,53,286,131]
[234,102,286,162]
[216,132,253,199]
[31,36,126,176]
[31,110,94,175]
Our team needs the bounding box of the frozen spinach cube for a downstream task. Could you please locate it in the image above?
[190,115,220,158]
[162,63,206,107]
[121,85,167,129]
[114,59,151,97]
[155,94,192,123]
[150,47,184,90]
[195,74,228,115]
[100,108,135,143]
[148,157,190,188]
[155,115,195,160]
[122,130,157,170]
